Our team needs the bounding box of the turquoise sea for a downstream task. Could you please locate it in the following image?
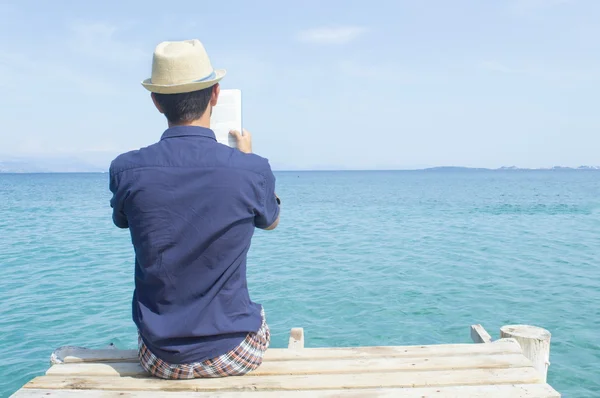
[0,170,599,397]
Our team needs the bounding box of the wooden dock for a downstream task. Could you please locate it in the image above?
[12,325,560,397]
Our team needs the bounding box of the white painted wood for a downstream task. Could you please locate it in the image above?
[471,324,493,343]
[12,384,561,397]
[500,325,551,382]
[288,327,304,349]
[54,339,522,363]
[45,353,532,377]
[25,368,543,391]
[52,347,137,364]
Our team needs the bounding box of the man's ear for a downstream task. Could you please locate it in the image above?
[210,83,220,107]
[151,93,164,114]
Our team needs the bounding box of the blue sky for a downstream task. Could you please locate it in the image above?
[0,0,598,169]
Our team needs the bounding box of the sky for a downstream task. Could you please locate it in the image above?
[0,0,599,170]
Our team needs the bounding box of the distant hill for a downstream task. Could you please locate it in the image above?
[425,166,600,172]
[0,156,109,173]
[424,166,489,172]
[1,156,599,173]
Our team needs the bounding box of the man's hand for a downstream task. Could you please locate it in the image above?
[229,129,252,154]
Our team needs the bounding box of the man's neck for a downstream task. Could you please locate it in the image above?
[168,110,211,129]
[168,119,210,129]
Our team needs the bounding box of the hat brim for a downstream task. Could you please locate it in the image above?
[141,69,226,94]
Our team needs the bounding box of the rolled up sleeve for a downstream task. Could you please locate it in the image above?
[254,161,280,229]
[109,168,129,229]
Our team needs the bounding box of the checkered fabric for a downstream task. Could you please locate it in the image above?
[138,308,270,379]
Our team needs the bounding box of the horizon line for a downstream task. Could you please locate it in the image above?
[1,166,599,174]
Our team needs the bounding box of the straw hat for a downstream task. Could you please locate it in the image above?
[141,39,226,94]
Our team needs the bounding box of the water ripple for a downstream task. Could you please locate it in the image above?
[1,171,599,397]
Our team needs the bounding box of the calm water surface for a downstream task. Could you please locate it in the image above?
[1,171,599,397]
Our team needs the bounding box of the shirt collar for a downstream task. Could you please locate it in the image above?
[160,126,216,141]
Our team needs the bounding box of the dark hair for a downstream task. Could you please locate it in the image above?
[153,86,213,124]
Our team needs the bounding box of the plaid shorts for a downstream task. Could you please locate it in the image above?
[138,308,270,379]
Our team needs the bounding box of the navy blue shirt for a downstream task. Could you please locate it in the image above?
[109,126,279,364]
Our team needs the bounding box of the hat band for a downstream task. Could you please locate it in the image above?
[194,70,216,83]
[154,70,216,87]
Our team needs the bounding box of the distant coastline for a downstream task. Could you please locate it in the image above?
[422,165,600,171]
[2,153,599,174]
[1,164,599,173]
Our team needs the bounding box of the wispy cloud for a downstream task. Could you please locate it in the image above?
[69,21,145,65]
[478,59,599,85]
[296,26,367,45]
[0,19,144,98]
[479,61,518,74]
[511,0,572,14]
[337,60,415,84]
[0,2,14,14]
[0,51,120,97]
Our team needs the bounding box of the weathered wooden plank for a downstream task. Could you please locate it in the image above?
[288,328,304,349]
[53,348,137,364]
[471,324,493,344]
[26,367,543,391]
[45,353,533,377]
[11,384,561,398]
[501,325,552,383]
[54,340,522,363]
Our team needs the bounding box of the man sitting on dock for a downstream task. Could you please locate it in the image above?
[108,39,280,379]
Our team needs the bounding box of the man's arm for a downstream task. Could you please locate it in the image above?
[254,187,280,230]
[262,194,280,230]
[109,167,129,229]
[263,218,279,230]
[230,128,280,231]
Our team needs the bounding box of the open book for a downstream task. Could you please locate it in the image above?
[211,89,242,148]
